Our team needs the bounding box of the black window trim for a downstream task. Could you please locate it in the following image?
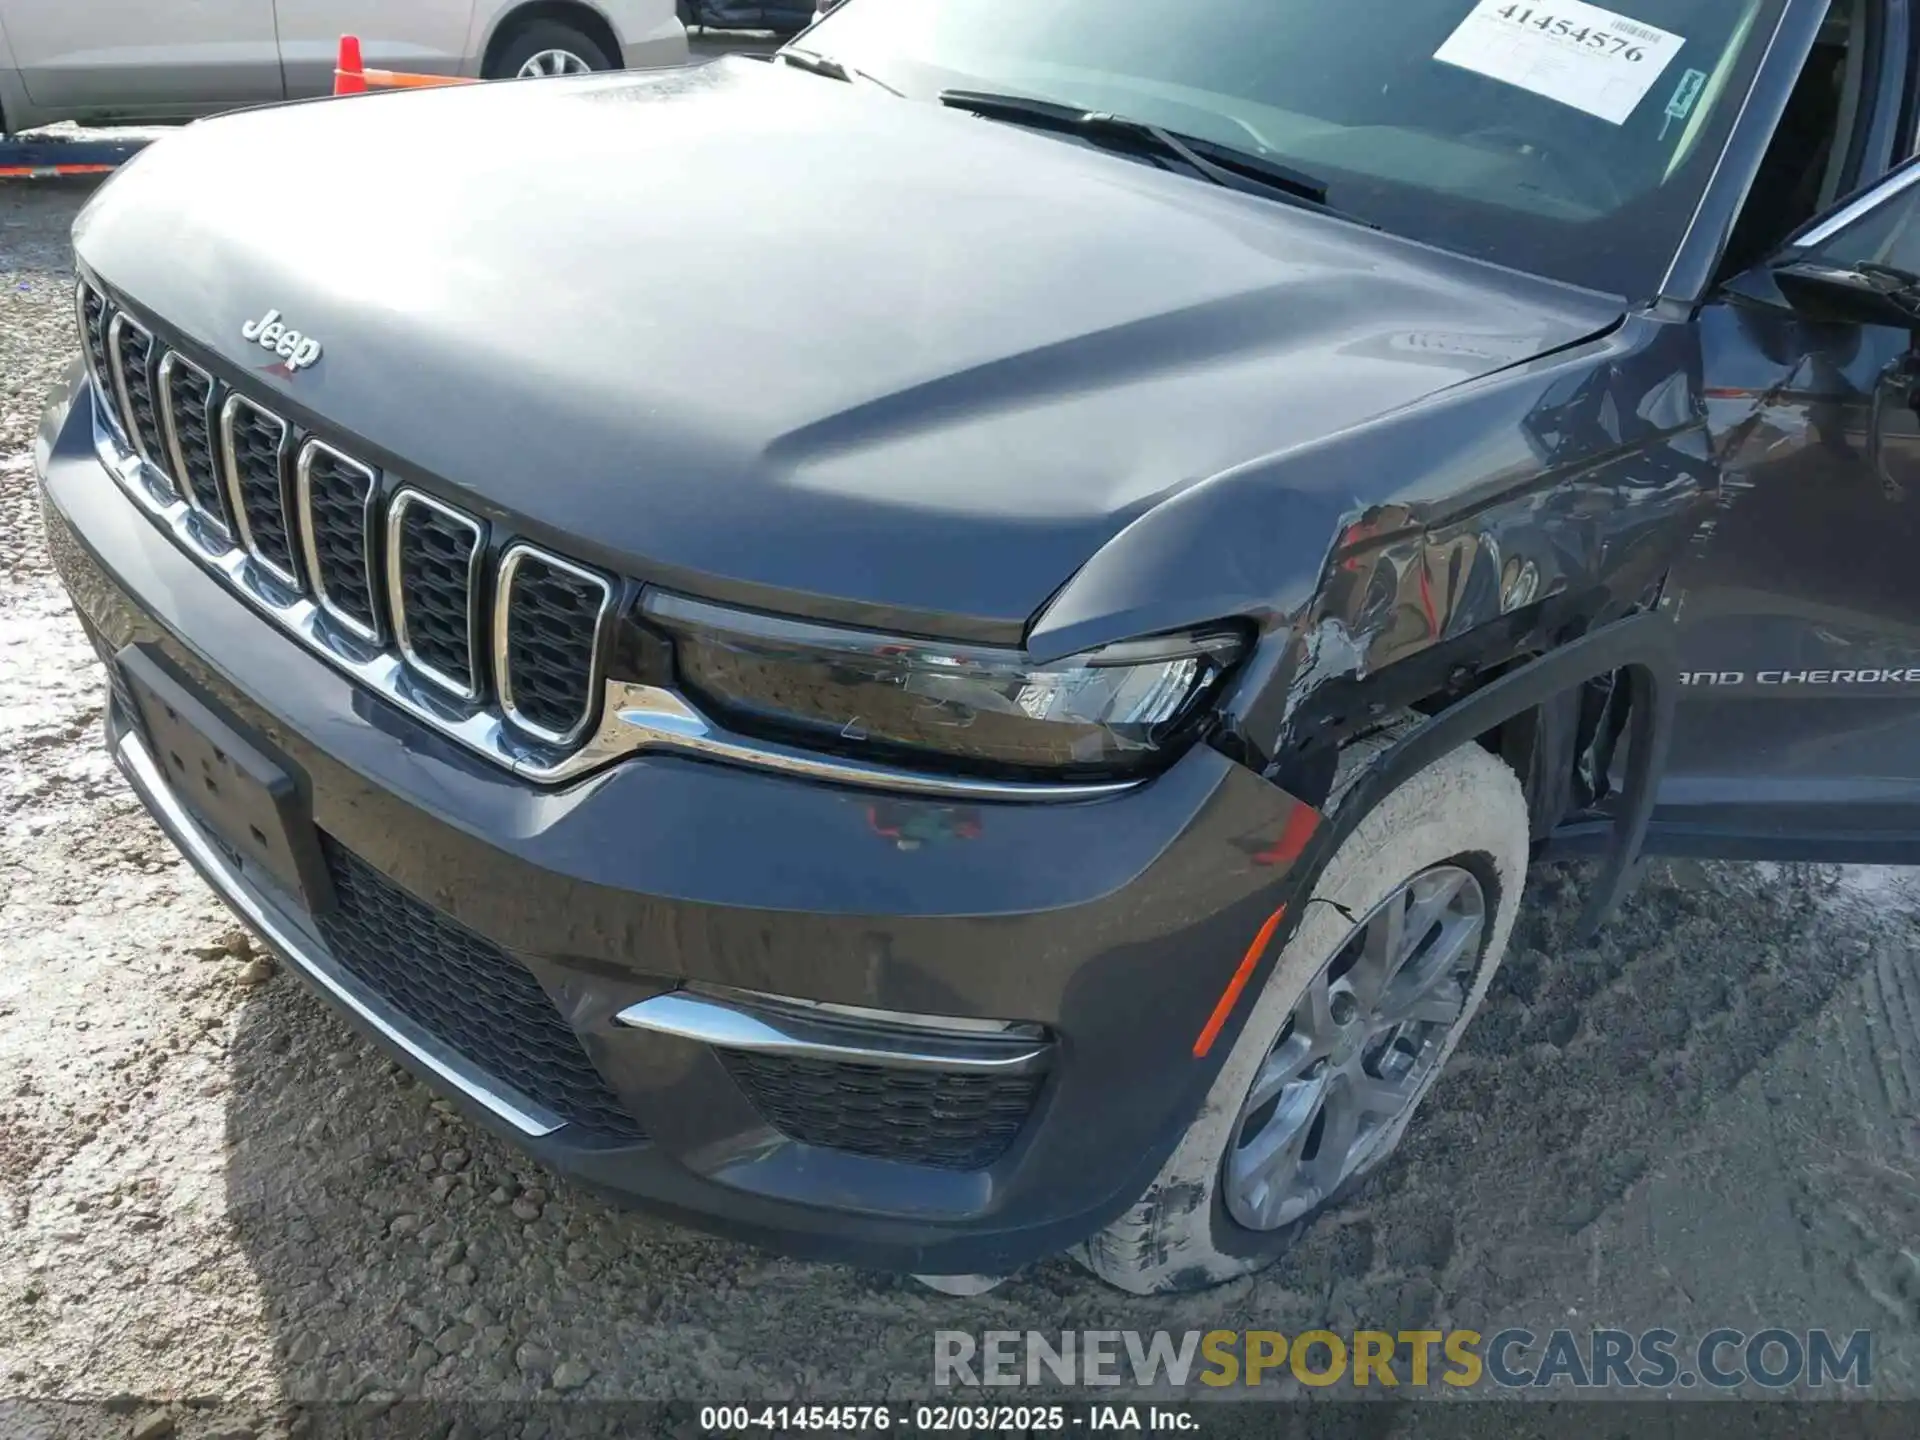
[1786,0,1915,244]
[1849,0,1909,186]
[1662,0,1858,305]
[1787,147,1920,252]
[1786,0,1920,250]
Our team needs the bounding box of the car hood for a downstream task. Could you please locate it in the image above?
[74,57,1624,641]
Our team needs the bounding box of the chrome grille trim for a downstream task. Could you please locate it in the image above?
[91,422,565,774]
[76,283,113,418]
[594,681,1133,800]
[156,351,231,540]
[219,393,302,591]
[493,543,614,748]
[106,311,167,483]
[386,488,486,703]
[78,284,130,449]
[296,439,384,646]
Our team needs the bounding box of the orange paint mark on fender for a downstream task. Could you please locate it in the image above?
[0,164,119,178]
[1193,904,1288,1059]
[1253,802,1320,867]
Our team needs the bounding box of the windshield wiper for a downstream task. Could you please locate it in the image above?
[938,89,1372,227]
[780,48,901,95]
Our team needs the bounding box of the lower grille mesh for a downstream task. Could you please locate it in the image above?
[314,837,644,1142]
[723,1053,1041,1170]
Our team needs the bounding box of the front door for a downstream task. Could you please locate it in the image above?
[273,1,479,96]
[6,0,282,115]
[1667,162,1920,856]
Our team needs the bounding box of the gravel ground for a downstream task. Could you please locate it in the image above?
[8,113,1920,1439]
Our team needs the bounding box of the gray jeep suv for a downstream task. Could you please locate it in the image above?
[39,0,1920,1291]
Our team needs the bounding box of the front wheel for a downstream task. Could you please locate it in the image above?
[1076,740,1529,1294]
[486,20,617,80]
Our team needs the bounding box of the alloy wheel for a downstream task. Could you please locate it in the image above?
[1222,863,1487,1231]
[517,48,595,78]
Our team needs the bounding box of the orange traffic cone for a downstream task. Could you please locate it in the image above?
[331,32,480,94]
[334,34,367,95]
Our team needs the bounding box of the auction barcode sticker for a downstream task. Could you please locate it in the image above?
[1435,0,1686,125]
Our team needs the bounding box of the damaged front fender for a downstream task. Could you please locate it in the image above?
[1032,311,1712,824]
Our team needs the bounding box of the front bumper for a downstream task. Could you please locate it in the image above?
[620,17,693,69]
[37,365,1316,1273]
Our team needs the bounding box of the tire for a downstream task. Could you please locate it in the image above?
[1076,739,1528,1294]
[486,19,618,80]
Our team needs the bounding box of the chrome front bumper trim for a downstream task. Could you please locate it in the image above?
[114,727,564,1138]
[600,683,1136,803]
[613,989,1051,1075]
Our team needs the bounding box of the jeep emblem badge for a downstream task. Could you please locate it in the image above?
[240,308,323,374]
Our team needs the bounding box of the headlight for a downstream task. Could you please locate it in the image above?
[640,592,1248,782]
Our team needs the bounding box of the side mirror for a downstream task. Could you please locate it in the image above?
[1775,259,1920,328]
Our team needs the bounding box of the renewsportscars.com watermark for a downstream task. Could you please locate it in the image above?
[933,1327,1873,1391]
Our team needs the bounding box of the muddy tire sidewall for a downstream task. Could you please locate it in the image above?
[1078,741,1529,1294]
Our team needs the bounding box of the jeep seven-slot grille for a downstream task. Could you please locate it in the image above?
[393,498,482,696]
[315,836,645,1142]
[501,551,609,741]
[301,446,380,639]
[111,318,168,478]
[224,398,299,583]
[160,356,228,532]
[75,280,613,757]
[79,287,113,417]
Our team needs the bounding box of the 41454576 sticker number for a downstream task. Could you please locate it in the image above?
[1435,0,1686,124]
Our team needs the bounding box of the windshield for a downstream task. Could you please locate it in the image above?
[803,0,1789,298]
